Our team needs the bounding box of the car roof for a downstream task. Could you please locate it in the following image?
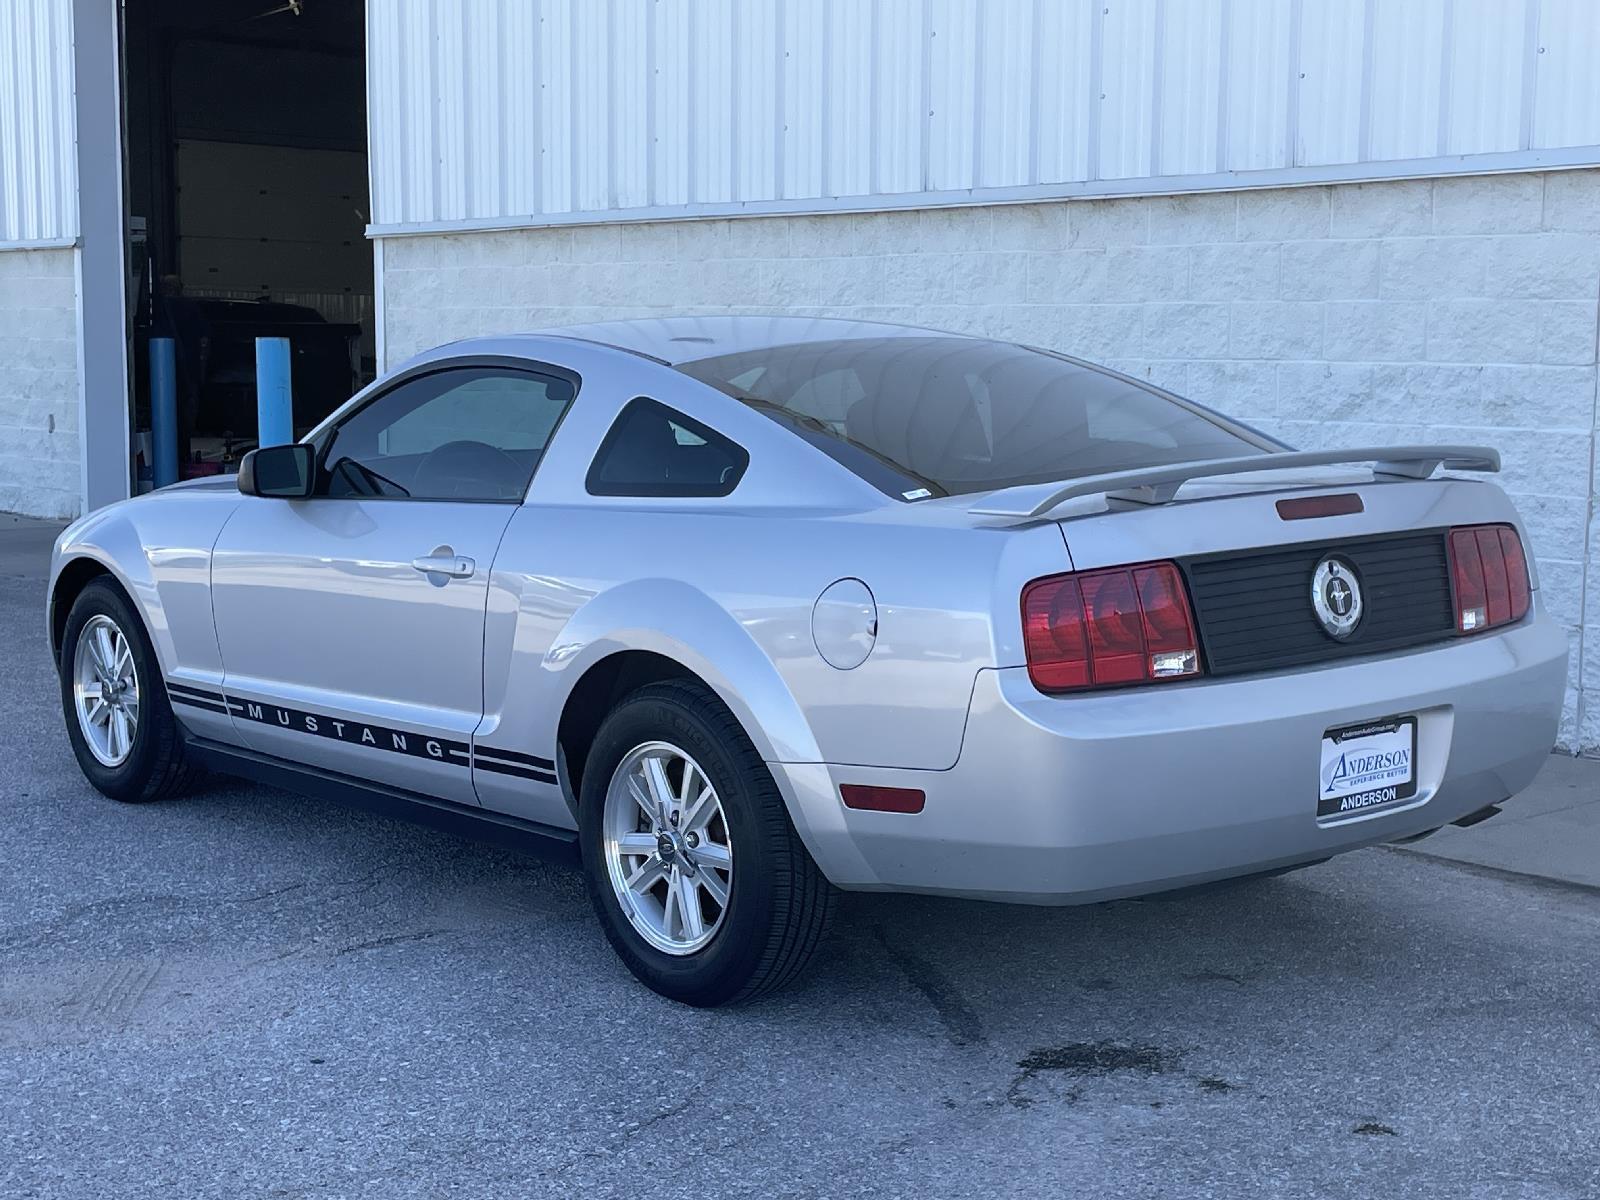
[526,315,974,366]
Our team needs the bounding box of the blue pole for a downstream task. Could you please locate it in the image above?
[149,337,178,488]
[255,337,293,448]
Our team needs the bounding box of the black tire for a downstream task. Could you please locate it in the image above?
[578,680,836,1006]
[58,577,199,803]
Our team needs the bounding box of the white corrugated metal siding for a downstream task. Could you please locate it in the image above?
[0,0,76,245]
[367,0,1600,231]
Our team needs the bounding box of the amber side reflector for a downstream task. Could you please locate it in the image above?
[1276,493,1364,520]
[840,784,926,814]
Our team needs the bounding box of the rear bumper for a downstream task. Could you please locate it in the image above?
[774,604,1568,903]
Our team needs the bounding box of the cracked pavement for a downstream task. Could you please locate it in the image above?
[3,517,1599,1198]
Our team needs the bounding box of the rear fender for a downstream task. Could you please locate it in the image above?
[485,576,874,882]
[538,578,825,767]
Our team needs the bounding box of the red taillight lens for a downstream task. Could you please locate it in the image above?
[1022,573,1090,690]
[1081,569,1145,684]
[1021,562,1200,693]
[1447,524,1530,634]
[1499,526,1531,620]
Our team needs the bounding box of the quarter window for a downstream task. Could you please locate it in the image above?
[586,398,748,497]
[316,366,576,502]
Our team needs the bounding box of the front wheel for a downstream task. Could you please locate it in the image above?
[59,578,198,803]
[578,681,835,1006]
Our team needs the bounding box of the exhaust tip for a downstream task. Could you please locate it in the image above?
[1450,804,1503,830]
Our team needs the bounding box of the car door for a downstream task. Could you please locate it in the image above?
[209,361,576,804]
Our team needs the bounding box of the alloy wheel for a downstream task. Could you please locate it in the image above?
[73,614,140,767]
[602,740,734,956]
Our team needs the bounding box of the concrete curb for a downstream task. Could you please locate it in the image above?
[1391,753,1600,891]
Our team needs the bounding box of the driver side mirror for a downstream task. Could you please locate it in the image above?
[238,443,315,498]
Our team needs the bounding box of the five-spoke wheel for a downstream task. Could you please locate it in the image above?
[59,576,196,803]
[579,680,836,1006]
[603,741,734,955]
[72,614,141,766]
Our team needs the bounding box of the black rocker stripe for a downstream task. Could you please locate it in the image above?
[167,682,555,782]
[166,682,230,714]
[170,679,471,767]
[167,681,225,701]
[170,694,231,714]
[474,757,559,784]
[230,695,473,765]
[475,745,556,772]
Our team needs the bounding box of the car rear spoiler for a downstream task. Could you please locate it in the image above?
[968,445,1501,519]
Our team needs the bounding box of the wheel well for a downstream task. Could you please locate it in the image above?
[50,557,116,663]
[557,650,698,801]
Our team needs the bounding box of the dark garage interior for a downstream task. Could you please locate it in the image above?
[122,0,373,485]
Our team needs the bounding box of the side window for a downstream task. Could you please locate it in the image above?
[586,397,748,498]
[317,366,576,502]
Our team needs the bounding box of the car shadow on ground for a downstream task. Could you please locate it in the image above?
[83,767,1433,1029]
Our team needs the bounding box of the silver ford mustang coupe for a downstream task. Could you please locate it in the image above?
[49,316,1567,1005]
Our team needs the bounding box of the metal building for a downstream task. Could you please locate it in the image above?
[365,0,1600,230]
[1,0,1598,750]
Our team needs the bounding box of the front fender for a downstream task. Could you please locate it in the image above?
[49,490,241,682]
[51,509,170,668]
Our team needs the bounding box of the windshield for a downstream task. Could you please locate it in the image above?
[677,336,1268,498]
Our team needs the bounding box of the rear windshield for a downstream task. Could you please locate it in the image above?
[676,336,1266,498]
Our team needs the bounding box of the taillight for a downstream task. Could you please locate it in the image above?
[1447,524,1530,634]
[1021,561,1201,693]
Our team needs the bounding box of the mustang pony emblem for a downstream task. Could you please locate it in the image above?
[1311,556,1363,641]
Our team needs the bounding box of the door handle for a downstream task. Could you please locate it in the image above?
[411,547,475,580]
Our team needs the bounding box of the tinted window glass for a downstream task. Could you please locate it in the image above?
[587,398,748,497]
[677,336,1265,498]
[317,367,575,501]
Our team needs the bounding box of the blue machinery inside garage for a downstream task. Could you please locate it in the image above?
[146,335,293,488]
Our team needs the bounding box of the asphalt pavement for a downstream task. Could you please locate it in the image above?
[3,512,1598,1199]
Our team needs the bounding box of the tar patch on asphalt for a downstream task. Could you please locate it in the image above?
[1005,1043,1253,1109]
[1005,1041,1182,1108]
[1017,1041,1177,1076]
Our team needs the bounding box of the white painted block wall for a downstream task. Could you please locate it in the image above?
[388,170,1597,753]
[0,248,79,520]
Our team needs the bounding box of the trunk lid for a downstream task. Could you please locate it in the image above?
[1047,474,1531,681]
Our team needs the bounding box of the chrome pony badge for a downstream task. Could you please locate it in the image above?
[1311,556,1363,640]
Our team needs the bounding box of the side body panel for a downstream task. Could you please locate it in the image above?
[476,503,1062,852]
[209,495,516,804]
[466,339,1061,828]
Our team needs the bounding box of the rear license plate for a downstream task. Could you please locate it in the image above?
[1318,717,1417,818]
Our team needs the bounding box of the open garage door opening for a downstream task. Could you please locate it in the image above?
[123,0,372,488]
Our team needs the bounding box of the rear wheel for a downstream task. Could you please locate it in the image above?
[59,578,197,803]
[578,681,835,1006]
